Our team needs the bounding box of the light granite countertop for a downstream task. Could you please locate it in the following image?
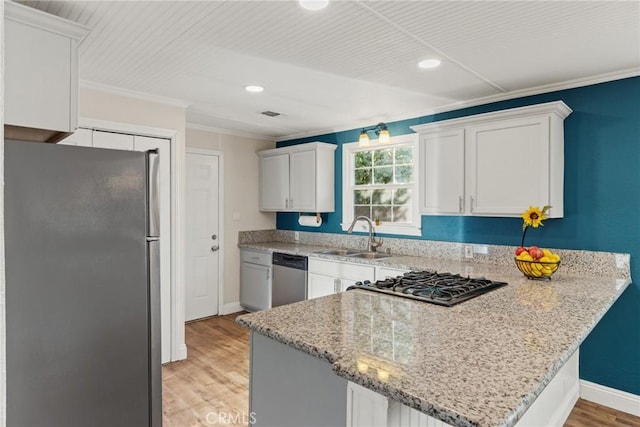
[237,241,631,427]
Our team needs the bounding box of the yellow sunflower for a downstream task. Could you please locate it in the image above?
[522,206,549,228]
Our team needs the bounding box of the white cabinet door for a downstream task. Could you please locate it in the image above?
[58,128,93,147]
[290,149,317,211]
[308,273,338,299]
[5,20,71,132]
[260,153,290,211]
[240,262,271,310]
[466,116,550,216]
[92,130,135,150]
[420,129,465,214]
[347,382,389,427]
[376,267,410,280]
[340,278,360,292]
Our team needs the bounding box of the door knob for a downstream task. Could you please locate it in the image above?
[211,245,219,252]
[211,234,217,240]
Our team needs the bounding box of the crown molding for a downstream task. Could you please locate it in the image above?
[186,122,276,142]
[80,80,192,109]
[278,68,639,142]
[5,1,90,42]
[410,101,571,133]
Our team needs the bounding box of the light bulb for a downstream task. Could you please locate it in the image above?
[379,129,391,144]
[418,59,441,69]
[299,0,329,11]
[245,85,264,93]
[359,131,370,147]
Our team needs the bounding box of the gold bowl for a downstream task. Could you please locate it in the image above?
[514,258,560,280]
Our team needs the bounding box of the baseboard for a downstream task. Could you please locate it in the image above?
[580,380,640,417]
[221,302,244,315]
[174,343,187,362]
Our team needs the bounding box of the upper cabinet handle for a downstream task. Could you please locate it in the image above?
[459,196,463,213]
[470,196,474,213]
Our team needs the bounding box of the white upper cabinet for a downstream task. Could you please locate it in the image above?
[259,142,337,213]
[4,2,90,143]
[260,153,290,211]
[412,101,572,218]
[419,129,466,214]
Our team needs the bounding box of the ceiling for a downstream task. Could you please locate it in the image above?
[17,1,640,140]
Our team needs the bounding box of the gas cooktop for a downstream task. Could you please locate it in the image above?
[347,271,507,307]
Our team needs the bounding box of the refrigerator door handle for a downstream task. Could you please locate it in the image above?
[148,239,162,427]
[146,150,160,237]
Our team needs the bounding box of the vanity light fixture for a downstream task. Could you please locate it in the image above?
[245,85,264,93]
[418,58,441,69]
[358,122,391,147]
[299,0,329,11]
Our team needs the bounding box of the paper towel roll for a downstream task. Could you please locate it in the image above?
[298,215,322,227]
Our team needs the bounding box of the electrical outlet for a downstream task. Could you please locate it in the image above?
[464,245,473,259]
[294,231,300,242]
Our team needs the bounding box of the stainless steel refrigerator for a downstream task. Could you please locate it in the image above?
[5,140,162,427]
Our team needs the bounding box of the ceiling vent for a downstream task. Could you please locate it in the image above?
[261,111,282,117]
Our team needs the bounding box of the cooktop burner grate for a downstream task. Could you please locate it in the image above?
[347,271,507,306]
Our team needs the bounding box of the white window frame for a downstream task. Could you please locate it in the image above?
[342,133,421,236]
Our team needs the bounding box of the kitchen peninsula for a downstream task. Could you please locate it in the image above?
[237,236,631,427]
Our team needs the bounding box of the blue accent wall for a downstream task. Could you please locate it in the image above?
[277,76,640,395]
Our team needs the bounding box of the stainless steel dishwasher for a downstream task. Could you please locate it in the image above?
[272,253,308,307]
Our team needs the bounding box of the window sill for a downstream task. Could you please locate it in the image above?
[340,222,422,237]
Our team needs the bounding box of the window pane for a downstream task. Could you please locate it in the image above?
[393,206,411,223]
[373,149,393,166]
[355,151,372,168]
[355,168,372,185]
[354,190,371,204]
[347,140,416,231]
[371,189,392,205]
[354,205,371,218]
[373,166,393,184]
[395,147,413,164]
[394,166,413,184]
[372,206,391,222]
[393,189,411,205]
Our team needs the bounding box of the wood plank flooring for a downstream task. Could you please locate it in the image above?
[163,314,640,427]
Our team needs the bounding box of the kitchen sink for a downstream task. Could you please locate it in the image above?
[315,249,362,256]
[347,252,391,260]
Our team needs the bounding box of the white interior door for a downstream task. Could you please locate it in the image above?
[186,151,220,321]
[134,136,172,363]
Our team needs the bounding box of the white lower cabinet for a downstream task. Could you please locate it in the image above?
[347,349,580,427]
[347,382,389,427]
[376,266,411,280]
[308,273,338,299]
[240,249,272,311]
[308,259,375,299]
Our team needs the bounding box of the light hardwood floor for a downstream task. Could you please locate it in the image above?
[163,314,640,427]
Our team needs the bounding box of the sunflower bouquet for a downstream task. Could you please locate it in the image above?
[515,206,561,279]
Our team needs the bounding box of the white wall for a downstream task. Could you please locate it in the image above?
[186,127,275,306]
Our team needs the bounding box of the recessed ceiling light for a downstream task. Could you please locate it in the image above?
[418,59,441,69]
[299,0,329,11]
[245,85,264,93]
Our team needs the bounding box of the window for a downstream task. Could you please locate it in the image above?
[342,133,421,236]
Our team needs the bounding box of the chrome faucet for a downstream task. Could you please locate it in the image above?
[346,216,383,252]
